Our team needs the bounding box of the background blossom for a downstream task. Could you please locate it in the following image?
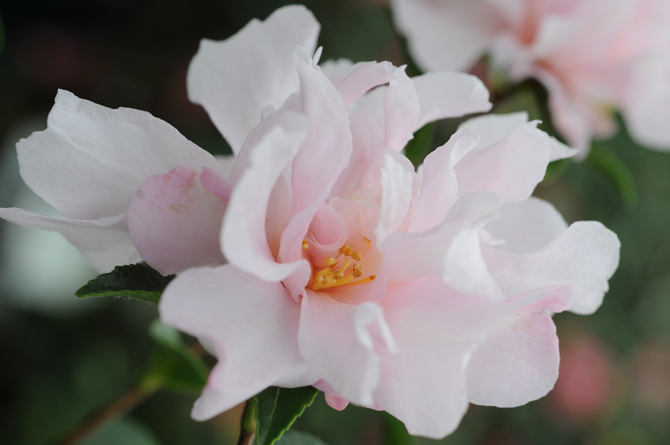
[392,0,670,156]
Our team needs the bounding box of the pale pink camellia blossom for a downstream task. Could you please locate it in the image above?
[150,6,622,439]
[0,90,236,275]
[392,0,670,156]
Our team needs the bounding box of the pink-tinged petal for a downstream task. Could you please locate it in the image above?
[289,48,353,216]
[374,152,417,249]
[222,112,309,282]
[329,87,386,198]
[214,155,237,179]
[329,61,395,108]
[17,90,221,220]
[375,278,500,439]
[0,208,139,272]
[624,53,670,150]
[484,197,568,254]
[127,166,230,276]
[484,221,620,315]
[548,136,578,161]
[186,5,319,153]
[410,128,479,232]
[384,191,501,287]
[384,67,420,151]
[459,112,528,150]
[312,380,350,411]
[413,72,492,129]
[456,118,552,202]
[391,0,501,72]
[276,49,354,283]
[159,265,304,420]
[299,291,397,406]
[467,285,572,407]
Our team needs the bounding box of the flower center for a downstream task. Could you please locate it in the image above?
[305,242,376,291]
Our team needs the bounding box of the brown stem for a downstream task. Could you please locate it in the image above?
[56,384,158,445]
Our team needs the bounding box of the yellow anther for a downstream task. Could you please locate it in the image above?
[350,251,362,261]
[340,244,352,256]
[325,257,338,267]
[364,237,371,246]
[353,264,362,278]
[331,270,345,280]
[369,275,376,281]
[302,240,309,250]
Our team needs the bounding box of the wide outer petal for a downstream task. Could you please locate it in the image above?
[0,208,139,273]
[484,221,620,314]
[186,5,319,153]
[483,197,568,254]
[384,67,420,152]
[455,119,552,203]
[329,61,396,108]
[413,72,492,129]
[467,285,572,407]
[392,0,501,72]
[298,290,396,406]
[159,265,304,420]
[127,166,230,276]
[410,128,479,232]
[17,90,221,220]
[374,278,500,439]
[222,112,309,282]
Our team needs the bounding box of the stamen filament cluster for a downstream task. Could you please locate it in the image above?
[309,244,376,291]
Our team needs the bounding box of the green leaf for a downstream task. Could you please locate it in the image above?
[404,123,436,168]
[75,263,175,304]
[139,320,209,395]
[586,143,639,207]
[543,158,571,185]
[275,430,329,445]
[254,386,320,445]
[382,413,413,445]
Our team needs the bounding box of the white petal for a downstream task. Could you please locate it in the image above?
[222,111,308,282]
[159,264,304,420]
[484,197,568,254]
[187,5,319,153]
[0,207,139,273]
[18,90,220,220]
[374,152,416,249]
[484,221,621,314]
[299,291,396,406]
[392,0,500,72]
[413,72,492,129]
[375,278,500,439]
[467,286,572,407]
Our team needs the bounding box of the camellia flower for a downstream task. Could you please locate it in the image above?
[0,91,236,275]
[153,5,621,439]
[391,0,670,156]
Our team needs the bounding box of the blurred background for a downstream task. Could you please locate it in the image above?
[1,0,670,444]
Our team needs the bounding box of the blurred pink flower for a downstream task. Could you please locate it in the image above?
[392,0,670,156]
[550,335,617,424]
[156,6,621,439]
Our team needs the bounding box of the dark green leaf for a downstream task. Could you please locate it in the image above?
[404,123,436,168]
[275,430,329,445]
[586,143,639,207]
[382,413,413,445]
[75,263,175,304]
[254,386,320,445]
[139,320,208,395]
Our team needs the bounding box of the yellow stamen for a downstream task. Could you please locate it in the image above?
[302,240,309,250]
[324,257,338,267]
[364,237,371,246]
[353,264,362,278]
[331,270,345,280]
[340,244,352,256]
[350,251,362,261]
